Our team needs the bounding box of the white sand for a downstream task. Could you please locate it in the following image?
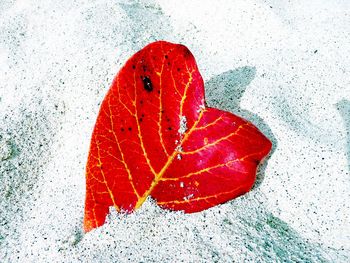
[1,0,349,262]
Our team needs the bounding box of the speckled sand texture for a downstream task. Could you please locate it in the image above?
[0,0,349,262]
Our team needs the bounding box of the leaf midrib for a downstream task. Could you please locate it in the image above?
[134,109,205,209]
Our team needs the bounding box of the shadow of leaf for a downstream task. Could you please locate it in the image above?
[336,99,350,172]
[205,66,277,188]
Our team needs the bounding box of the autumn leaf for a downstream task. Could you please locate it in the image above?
[84,41,272,232]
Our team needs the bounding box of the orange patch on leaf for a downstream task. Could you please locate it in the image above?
[84,41,272,232]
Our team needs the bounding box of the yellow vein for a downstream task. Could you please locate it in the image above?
[115,78,134,116]
[157,183,251,205]
[194,116,224,131]
[157,44,170,157]
[182,124,248,156]
[170,59,182,97]
[88,186,99,230]
[179,60,195,117]
[159,159,240,181]
[95,136,120,211]
[134,109,206,209]
[86,165,105,184]
[133,71,157,176]
[107,94,140,199]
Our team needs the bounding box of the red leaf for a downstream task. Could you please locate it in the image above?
[84,41,272,232]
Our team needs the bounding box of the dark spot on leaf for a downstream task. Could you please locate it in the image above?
[140,100,143,104]
[165,55,168,59]
[139,118,143,122]
[177,68,181,72]
[157,90,160,94]
[183,47,192,58]
[121,128,125,132]
[142,76,153,92]
[142,65,147,72]
[128,127,132,131]
[161,109,165,113]
[168,127,172,130]
[141,114,145,117]
[132,65,136,69]
[167,62,170,66]
[314,49,318,54]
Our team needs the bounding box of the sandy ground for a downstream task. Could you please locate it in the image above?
[0,0,349,262]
